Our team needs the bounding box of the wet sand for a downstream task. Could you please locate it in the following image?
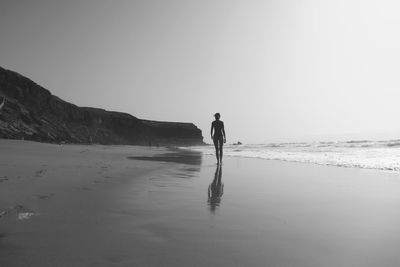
[1,140,400,266]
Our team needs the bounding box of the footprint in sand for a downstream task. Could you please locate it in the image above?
[0,205,23,218]
[34,169,47,178]
[36,193,54,200]
[73,186,91,191]
[95,162,109,169]
[94,177,113,183]
[0,176,8,182]
[0,205,39,220]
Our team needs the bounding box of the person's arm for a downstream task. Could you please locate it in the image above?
[210,122,214,139]
[222,122,226,143]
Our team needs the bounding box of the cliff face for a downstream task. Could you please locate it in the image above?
[0,67,204,146]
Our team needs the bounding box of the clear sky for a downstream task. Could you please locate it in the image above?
[1,0,400,144]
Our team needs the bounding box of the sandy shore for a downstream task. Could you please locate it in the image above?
[1,140,400,266]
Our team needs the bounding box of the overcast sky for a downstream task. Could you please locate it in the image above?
[1,0,400,143]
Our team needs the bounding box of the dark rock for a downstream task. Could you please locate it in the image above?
[0,66,204,146]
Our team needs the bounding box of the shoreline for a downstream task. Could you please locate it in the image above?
[187,144,400,174]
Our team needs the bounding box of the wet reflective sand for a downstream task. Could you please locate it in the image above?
[122,154,400,267]
[1,140,400,266]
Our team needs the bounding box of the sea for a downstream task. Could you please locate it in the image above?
[188,139,400,172]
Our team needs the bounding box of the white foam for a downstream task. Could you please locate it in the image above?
[189,140,400,172]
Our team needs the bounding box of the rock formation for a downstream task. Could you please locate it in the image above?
[0,66,204,146]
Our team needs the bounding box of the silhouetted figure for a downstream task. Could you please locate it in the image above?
[211,113,226,164]
[208,165,223,213]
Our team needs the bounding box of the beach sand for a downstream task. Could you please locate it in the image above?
[1,140,400,266]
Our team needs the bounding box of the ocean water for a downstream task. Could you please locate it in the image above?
[188,140,400,171]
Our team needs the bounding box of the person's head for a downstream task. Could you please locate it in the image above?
[214,113,221,120]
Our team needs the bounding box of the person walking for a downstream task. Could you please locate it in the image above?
[211,113,226,164]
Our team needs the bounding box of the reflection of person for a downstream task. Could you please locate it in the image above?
[208,165,224,213]
[210,113,226,164]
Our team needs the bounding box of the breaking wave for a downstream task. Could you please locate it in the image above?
[188,140,400,172]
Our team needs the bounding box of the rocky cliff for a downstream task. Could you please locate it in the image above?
[0,66,204,146]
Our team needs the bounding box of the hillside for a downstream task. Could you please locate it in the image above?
[0,66,204,146]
